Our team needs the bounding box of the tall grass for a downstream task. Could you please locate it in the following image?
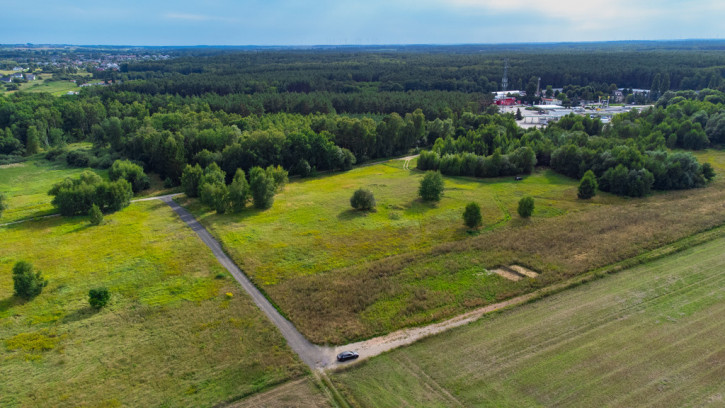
[188,153,725,344]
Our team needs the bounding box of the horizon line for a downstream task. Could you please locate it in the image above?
[2,38,725,49]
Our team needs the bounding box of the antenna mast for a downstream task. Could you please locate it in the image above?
[501,59,509,92]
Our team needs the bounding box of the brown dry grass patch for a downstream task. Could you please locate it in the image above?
[270,180,725,344]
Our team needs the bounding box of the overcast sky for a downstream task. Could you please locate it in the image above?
[3,0,724,45]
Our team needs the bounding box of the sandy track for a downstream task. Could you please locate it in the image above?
[324,292,538,368]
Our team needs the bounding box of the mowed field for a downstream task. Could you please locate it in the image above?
[0,201,306,407]
[185,151,725,344]
[0,159,107,224]
[1,73,83,96]
[332,235,725,407]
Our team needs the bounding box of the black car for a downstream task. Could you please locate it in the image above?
[336,351,359,362]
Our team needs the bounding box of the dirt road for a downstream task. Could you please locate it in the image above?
[160,195,329,369]
[153,192,536,370]
[3,177,537,371]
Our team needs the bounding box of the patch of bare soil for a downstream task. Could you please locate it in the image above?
[491,265,539,281]
[491,267,523,281]
[0,162,25,169]
[509,264,539,278]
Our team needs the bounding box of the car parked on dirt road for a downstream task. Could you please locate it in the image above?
[337,351,359,362]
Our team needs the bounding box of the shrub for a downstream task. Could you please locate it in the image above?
[89,203,103,225]
[266,165,289,191]
[463,202,482,229]
[578,170,598,199]
[12,261,47,299]
[350,188,376,211]
[44,146,67,161]
[109,159,150,193]
[702,162,715,181]
[419,171,444,202]
[295,159,312,177]
[88,287,110,309]
[518,196,535,218]
[65,150,91,167]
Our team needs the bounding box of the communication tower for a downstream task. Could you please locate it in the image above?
[501,59,509,92]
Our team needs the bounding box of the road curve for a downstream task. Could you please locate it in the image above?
[159,196,332,369]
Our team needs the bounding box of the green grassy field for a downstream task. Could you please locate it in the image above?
[183,159,605,287]
[0,201,306,407]
[1,73,81,96]
[0,159,107,224]
[332,235,725,407]
[183,152,725,344]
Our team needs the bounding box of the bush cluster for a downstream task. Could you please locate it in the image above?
[417,147,536,178]
[49,171,133,216]
[183,162,288,213]
[350,188,376,211]
[109,160,150,193]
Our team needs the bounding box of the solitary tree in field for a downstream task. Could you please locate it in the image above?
[577,170,598,199]
[12,261,47,299]
[89,203,103,225]
[88,287,111,309]
[515,108,523,121]
[350,188,376,211]
[419,171,444,202]
[463,202,482,229]
[518,196,535,218]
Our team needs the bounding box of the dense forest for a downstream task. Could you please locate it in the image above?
[1,42,725,209]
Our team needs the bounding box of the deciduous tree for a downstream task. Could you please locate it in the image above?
[350,188,376,211]
[518,196,534,218]
[578,170,598,199]
[419,171,444,202]
[463,202,482,229]
[249,166,276,209]
[89,203,103,225]
[12,261,47,299]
